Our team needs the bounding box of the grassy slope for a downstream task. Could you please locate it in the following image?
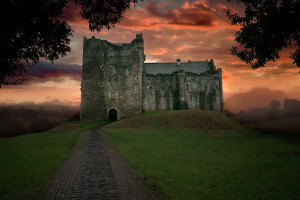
[102,110,300,200]
[0,121,100,200]
[106,110,244,130]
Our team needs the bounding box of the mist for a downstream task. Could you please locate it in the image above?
[0,100,79,137]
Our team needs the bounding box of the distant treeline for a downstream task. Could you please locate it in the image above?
[226,98,300,122]
[224,98,300,134]
[0,101,79,137]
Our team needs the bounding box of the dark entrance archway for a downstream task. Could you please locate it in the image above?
[108,109,117,121]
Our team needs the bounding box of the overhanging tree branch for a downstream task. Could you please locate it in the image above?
[1,77,28,88]
[226,0,300,69]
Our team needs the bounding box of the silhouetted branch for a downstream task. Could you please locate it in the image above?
[0,77,28,88]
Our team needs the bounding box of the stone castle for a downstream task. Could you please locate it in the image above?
[80,33,223,121]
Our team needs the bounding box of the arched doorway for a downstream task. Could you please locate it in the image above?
[108,109,117,121]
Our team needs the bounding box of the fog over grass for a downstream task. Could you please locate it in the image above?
[0,100,79,137]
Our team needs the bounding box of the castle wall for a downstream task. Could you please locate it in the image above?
[81,34,144,121]
[104,39,144,120]
[184,73,222,111]
[142,71,222,112]
[80,37,106,121]
[142,75,177,112]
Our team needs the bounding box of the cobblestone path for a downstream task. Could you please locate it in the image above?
[70,125,118,200]
[45,131,89,200]
[102,133,156,200]
[45,123,155,200]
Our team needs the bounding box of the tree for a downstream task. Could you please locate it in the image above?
[0,0,141,88]
[226,0,300,69]
[269,100,280,110]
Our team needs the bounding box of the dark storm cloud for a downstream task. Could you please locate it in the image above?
[24,61,82,83]
[143,1,217,26]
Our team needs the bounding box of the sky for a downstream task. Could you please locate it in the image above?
[0,0,299,105]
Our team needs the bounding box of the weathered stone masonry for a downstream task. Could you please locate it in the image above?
[80,33,223,121]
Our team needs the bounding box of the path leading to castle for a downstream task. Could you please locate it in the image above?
[45,123,155,200]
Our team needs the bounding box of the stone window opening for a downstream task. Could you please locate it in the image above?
[109,50,113,57]
[99,65,104,71]
[136,76,139,82]
[98,81,102,87]
[109,66,115,75]
[125,70,129,75]
[134,86,139,91]
[149,86,153,94]
[111,92,116,99]
[185,83,189,91]
[110,91,119,99]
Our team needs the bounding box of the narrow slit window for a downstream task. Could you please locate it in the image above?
[185,83,189,91]
[149,86,153,94]
[109,67,114,75]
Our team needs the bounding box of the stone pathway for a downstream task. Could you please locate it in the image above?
[70,125,118,199]
[45,131,89,200]
[45,123,155,200]
[102,133,155,200]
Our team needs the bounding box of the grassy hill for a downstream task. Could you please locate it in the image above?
[105,110,245,131]
[102,110,300,200]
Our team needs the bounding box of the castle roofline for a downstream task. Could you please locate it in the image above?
[144,61,207,64]
[143,61,214,75]
[111,43,130,46]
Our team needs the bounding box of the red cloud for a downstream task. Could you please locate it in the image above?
[117,0,219,29]
[61,0,86,24]
[216,3,229,13]
[145,1,217,26]
[5,61,83,85]
[150,48,169,55]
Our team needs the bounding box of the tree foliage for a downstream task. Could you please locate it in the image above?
[0,0,141,88]
[76,0,141,31]
[270,100,280,110]
[226,0,300,68]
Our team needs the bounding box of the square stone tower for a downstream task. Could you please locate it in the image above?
[80,33,145,121]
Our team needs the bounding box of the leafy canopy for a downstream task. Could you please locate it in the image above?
[226,0,300,68]
[0,0,141,88]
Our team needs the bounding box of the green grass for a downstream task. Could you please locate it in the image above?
[0,121,101,200]
[102,110,300,200]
